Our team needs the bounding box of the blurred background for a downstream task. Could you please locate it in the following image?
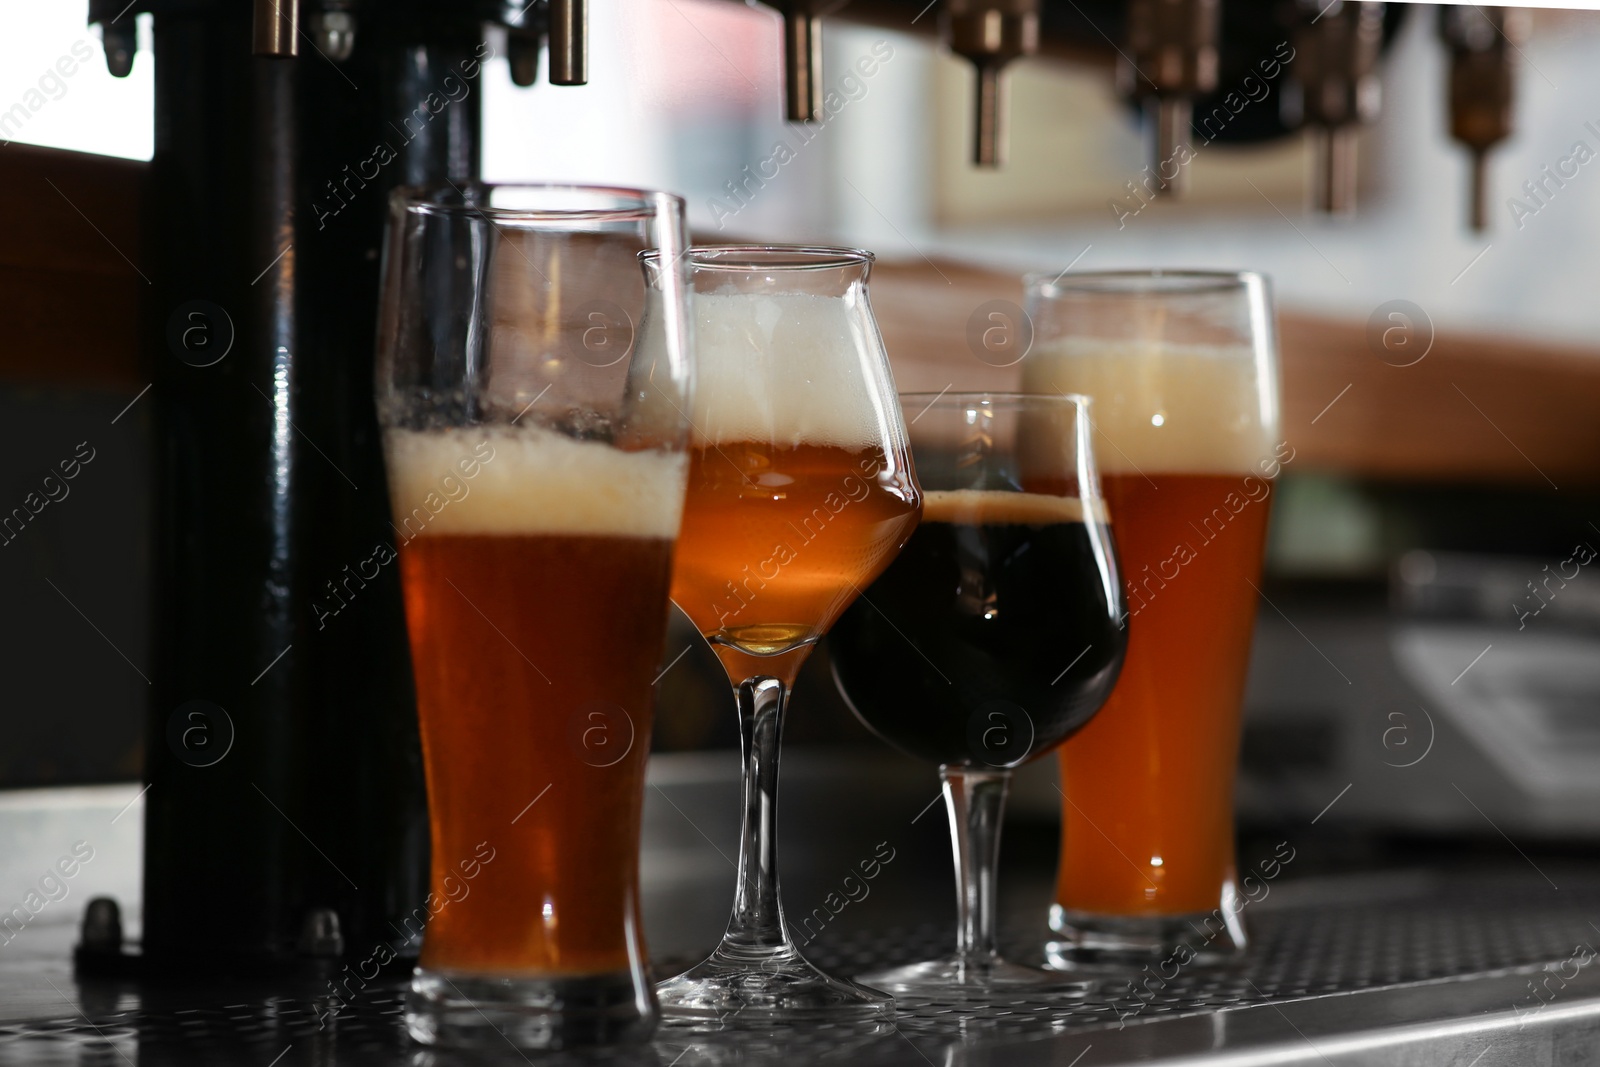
[3,0,1600,946]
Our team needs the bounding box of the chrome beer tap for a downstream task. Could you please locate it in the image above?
[1440,5,1525,231]
[944,0,1040,167]
[1120,0,1220,195]
[1290,0,1384,215]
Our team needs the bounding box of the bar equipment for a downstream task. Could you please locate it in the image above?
[1119,0,1220,196]
[1288,0,1384,215]
[945,0,1041,166]
[1440,6,1527,231]
[82,0,589,972]
[760,0,852,121]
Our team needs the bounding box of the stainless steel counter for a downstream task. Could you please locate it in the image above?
[1,771,1596,1064]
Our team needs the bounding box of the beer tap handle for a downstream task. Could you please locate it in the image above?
[1120,0,1218,196]
[1441,6,1525,232]
[548,0,588,85]
[1291,0,1384,215]
[756,1,849,122]
[946,0,1040,168]
[253,0,298,57]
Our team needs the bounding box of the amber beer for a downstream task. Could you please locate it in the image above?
[670,290,920,672]
[387,426,685,976]
[1025,338,1284,953]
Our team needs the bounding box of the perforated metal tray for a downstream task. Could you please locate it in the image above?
[5,868,1600,1065]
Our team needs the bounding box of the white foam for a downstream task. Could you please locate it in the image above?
[923,489,1107,525]
[384,426,687,539]
[690,291,891,448]
[1021,339,1278,475]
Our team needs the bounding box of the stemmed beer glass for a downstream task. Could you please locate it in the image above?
[656,246,922,1023]
[830,393,1127,995]
[376,184,692,1048]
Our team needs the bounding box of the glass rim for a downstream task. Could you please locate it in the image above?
[900,390,1092,410]
[1024,268,1264,297]
[395,181,684,223]
[679,245,875,272]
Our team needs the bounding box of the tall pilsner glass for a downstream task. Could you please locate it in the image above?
[657,246,921,1023]
[1022,271,1284,967]
[376,184,692,1048]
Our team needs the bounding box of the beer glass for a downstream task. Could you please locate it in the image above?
[376,184,692,1047]
[656,246,921,1023]
[830,393,1127,995]
[1022,271,1283,967]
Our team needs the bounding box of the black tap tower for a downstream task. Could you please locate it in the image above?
[84,0,584,972]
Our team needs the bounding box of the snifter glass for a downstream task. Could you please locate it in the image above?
[375,183,692,1048]
[1023,270,1282,970]
[655,246,921,1023]
[830,393,1127,995]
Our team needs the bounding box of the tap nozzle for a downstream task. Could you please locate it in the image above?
[1291,0,1384,215]
[944,0,1039,168]
[507,27,542,87]
[759,1,849,122]
[1441,6,1526,232]
[253,0,298,57]
[99,17,137,77]
[549,0,587,85]
[1120,0,1219,197]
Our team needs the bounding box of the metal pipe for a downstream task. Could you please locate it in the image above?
[252,0,298,57]
[548,0,588,85]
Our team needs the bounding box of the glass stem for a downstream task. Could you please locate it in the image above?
[941,764,1010,969]
[721,675,792,954]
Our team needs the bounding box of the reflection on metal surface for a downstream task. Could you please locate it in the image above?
[4,871,1600,1062]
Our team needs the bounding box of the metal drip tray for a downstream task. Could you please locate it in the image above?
[5,869,1600,1065]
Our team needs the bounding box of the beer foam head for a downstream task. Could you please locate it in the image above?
[385,426,687,539]
[1021,339,1278,475]
[690,291,892,448]
[923,489,1107,526]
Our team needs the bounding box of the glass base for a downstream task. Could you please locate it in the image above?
[405,968,656,1049]
[1044,900,1247,972]
[656,944,895,1026]
[860,954,1093,998]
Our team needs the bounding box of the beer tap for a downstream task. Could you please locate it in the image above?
[759,0,849,122]
[1440,6,1525,231]
[504,0,587,89]
[548,0,588,85]
[1119,0,1220,196]
[253,0,298,57]
[1290,0,1384,215]
[943,0,1039,167]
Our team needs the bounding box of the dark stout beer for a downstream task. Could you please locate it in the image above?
[830,489,1126,767]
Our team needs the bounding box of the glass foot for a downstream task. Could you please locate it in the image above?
[1044,900,1247,972]
[405,968,656,1049]
[861,955,1093,998]
[656,944,895,1026]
